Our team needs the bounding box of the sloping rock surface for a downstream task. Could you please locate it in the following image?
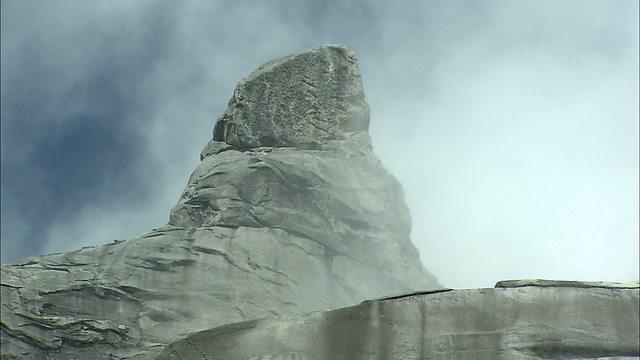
[157,280,640,360]
[0,45,441,360]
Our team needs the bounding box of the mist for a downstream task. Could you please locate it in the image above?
[2,0,638,288]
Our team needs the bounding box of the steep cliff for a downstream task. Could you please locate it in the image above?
[1,45,441,359]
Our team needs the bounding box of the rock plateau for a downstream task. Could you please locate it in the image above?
[1,45,441,359]
[159,280,640,359]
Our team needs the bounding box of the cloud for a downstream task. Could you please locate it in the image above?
[2,0,638,288]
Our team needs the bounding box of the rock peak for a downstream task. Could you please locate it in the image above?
[0,45,441,360]
[212,44,370,149]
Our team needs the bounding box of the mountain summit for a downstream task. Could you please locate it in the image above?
[211,44,370,149]
[1,45,441,359]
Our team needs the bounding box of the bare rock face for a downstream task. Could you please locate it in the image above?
[169,132,436,290]
[211,44,370,149]
[0,45,440,360]
[158,281,640,359]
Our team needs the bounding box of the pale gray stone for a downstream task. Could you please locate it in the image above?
[1,223,438,359]
[157,281,640,359]
[0,45,440,360]
[5,43,635,360]
[211,44,370,150]
[168,132,435,290]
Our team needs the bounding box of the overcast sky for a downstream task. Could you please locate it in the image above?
[2,1,638,289]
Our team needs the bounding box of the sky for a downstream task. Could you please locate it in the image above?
[1,0,638,289]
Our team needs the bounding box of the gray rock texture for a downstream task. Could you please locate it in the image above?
[0,45,440,359]
[211,44,369,149]
[157,280,640,360]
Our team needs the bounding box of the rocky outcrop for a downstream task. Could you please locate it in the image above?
[209,44,369,150]
[7,44,633,360]
[158,280,640,359]
[0,45,441,359]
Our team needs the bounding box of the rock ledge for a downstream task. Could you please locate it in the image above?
[157,281,640,359]
[496,279,640,289]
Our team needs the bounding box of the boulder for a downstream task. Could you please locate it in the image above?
[211,44,370,149]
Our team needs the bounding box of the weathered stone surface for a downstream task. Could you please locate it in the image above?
[211,44,370,149]
[157,281,640,359]
[0,45,440,359]
[495,279,640,289]
[1,225,438,359]
[10,43,634,360]
[168,133,436,290]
